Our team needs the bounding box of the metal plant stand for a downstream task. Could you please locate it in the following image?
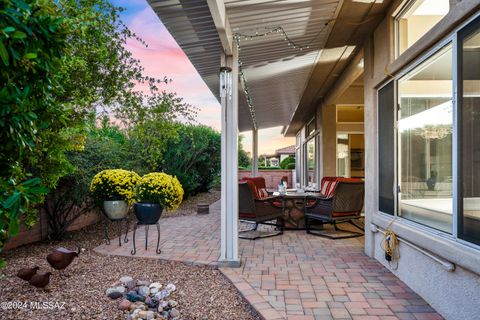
[130,222,161,255]
[103,216,130,246]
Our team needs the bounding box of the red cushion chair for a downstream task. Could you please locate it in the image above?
[304,178,364,239]
[240,177,270,199]
[239,181,284,239]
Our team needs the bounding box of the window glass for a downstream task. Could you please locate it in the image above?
[305,138,316,187]
[398,44,453,233]
[378,81,396,215]
[337,134,350,178]
[396,0,449,56]
[460,22,480,245]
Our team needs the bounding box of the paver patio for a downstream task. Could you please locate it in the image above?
[94,201,443,320]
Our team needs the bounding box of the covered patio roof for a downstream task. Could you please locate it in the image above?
[148,0,389,133]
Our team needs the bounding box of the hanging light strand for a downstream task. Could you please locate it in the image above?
[231,22,331,130]
[238,58,257,130]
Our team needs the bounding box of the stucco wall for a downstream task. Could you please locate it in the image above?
[362,1,480,319]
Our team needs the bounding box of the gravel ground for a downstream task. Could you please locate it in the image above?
[163,190,220,218]
[0,191,259,320]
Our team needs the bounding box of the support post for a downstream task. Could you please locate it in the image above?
[219,46,240,267]
[252,128,258,177]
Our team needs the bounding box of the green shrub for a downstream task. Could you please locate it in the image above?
[280,156,295,169]
[161,124,220,198]
[286,163,296,170]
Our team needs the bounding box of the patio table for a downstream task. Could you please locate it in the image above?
[273,191,322,229]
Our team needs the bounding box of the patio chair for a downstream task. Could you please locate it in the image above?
[304,178,364,239]
[238,181,284,240]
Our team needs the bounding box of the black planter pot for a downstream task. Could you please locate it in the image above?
[133,202,163,224]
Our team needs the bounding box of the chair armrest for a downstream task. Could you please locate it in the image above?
[255,197,283,208]
[304,195,331,209]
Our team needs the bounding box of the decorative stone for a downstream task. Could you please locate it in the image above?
[118,299,132,311]
[138,310,155,320]
[129,302,147,312]
[137,280,150,287]
[120,276,134,284]
[168,300,177,308]
[169,308,180,318]
[115,286,126,293]
[149,282,162,294]
[154,290,170,301]
[145,296,158,309]
[108,291,124,300]
[165,284,176,293]
[127,280,136,291]
[161,311,169,318]
[159,301,168,309]
[157,306,163,313]
[138,286,150,296]
[127,292,146,303]
[105,287,117,295]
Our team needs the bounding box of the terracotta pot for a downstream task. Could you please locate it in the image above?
[133,203,163,224]
[103,200,129,220]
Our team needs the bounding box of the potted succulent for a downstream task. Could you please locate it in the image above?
[90,169,140,220]
[134,172,184,224]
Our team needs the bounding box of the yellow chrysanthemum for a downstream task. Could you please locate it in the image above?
[135,172,184,210]
[90,169,141,205]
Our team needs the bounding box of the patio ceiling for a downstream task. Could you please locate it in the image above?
[148,0,389,132]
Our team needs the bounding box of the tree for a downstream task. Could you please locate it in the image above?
[0,0,197,255]
[160,124,221,197]
[238,135,251,168]
[280,156,295,169]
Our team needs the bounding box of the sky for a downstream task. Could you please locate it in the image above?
[112,0,295,155]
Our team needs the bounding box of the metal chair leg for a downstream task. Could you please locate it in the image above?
[130,224,137,255]
[124,218,129,243]
[145,225,149,250]
[155,222,161,254]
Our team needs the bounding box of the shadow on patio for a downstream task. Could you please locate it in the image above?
[94,201,442,320]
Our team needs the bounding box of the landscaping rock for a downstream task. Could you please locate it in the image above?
[127,292,146,303]
[149,282,162,294]
[108,291,124,300]
[168,300,177,308]
[137,280,150,287]
[169,308,180,319]
[129,302,147,312]
[120,276,134,284]
[118,299,132,311]
[126,280,136,291]
[138,310,155,320]
[116,286,126,293]
[138,286,150,296]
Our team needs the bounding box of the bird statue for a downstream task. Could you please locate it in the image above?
[16,266,39,282]
[46,247,80,276]
[28,271,52,291]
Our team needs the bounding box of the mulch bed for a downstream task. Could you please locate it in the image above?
[0,191,259,320]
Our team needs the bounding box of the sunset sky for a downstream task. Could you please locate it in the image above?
[113,0,295,155]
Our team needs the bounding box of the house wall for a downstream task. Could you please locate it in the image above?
[362,1,480,319]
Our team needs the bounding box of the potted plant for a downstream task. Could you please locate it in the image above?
[134,172,184,224]
[90,169,140,220]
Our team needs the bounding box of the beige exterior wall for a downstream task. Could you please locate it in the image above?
[364,2,480,320]
[294,1,480,319]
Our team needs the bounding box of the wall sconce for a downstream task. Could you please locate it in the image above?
[219,66,232,98]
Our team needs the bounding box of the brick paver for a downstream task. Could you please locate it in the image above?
[94,201,443,320]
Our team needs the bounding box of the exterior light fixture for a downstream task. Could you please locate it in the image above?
[219,66,232,98]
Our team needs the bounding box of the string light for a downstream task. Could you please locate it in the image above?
[232,22,331,131]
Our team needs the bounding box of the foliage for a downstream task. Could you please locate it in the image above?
[238,135,251,168]
[280,156,295,169]
[43,123,143,240]
[0,0,71,254]
[136,173,184,210]
[160,124,221,197]
[285,163,296,170]
[90,169,140,205]
[258,166,283,170]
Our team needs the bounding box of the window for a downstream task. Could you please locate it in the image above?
[398,44,453,233]
[306,118,316,137]
[305,138,316,187]
[378,81,396,215]
[459,16,480,245]
[295,133,301,184]
[396,0,449,56]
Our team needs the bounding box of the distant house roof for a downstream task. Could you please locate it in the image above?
[275,145,295,155]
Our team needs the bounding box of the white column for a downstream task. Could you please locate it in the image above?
[220,46,239,267]
[252,128,258,177]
